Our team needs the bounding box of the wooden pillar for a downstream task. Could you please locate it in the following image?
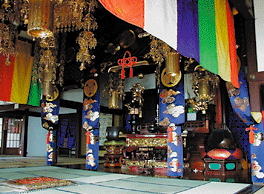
[245,18,261,112]
[75,107,82,158]
[21,109,29,157]
[0,118,8,155]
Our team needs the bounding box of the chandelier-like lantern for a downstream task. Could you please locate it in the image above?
[190,67,219,113]
[27,0,55,38]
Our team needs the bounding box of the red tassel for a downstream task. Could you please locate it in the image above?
[47,131,50,144]
[167,127,173,143]
[249,130,254,144]
[121,68,125,79]
[86,131,91,145]
[246,125,257,144]
[130,66,133,78]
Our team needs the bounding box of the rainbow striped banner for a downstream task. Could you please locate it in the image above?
[198,0,239,88]
[99,0,239,88]
[0,40,33,103]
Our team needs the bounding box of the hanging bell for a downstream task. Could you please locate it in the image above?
[42,64,53,98]
[109,90,119,109]
[161,52,181,87]
[198,78,210,100]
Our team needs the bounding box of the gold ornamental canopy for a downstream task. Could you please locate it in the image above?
[27,0,55,38]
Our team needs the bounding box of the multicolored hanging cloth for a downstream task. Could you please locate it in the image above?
[0,40,33,103]
[28,55,42,106]
[98,0,239,88]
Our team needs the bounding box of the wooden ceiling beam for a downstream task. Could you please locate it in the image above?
[229,0,254,20]
[0,104,34,112]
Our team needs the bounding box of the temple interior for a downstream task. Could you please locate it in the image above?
[0,0,264,193]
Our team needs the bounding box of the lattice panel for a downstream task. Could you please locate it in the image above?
[229,111,250,160]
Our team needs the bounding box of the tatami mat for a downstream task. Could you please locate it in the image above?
[0,156,86,169]
[93,179,189,193]
[70,174,135,184]
[254,187,264,194]
[127,176,206,187]
[0,166,252,194]
[178,182,251,194]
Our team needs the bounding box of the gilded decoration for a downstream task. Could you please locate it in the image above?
[0,0,99,98]
[126,138,167,147]
[84,79,98,97]
[124,160,167,169]
[102,72,125,109]
[187,67,219,113]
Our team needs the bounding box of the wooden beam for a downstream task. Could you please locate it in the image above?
[248,82,261,112]
[247,71,264,82]
[231,1,263,113]
[60,99,83,110]
[100,106,124,115]
[229,0,254,19]
[0,104,36,112]
[0,104,16,112]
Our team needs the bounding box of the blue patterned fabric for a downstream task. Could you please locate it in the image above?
[58,119,76,149]
[159,80,185,126]
[41,96,60,130]
[251,119,264,183]
[227,68,255,125]
[58,119,68,148]
[47,130,57,165]
[226,64,263,183]
[41,96,60,165]
[158,78,184,177]
[83,82,100,170]
[229,111,250,160]
[167,125,183,177]
[67,122,76,149]
[125,114,131,132]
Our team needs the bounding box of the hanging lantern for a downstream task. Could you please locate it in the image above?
[190,70,219,113]
[27,0,55,38]
[109,90,119,109]
[42,64,53,98]
[161,52,181,87]
[198,78,210,101]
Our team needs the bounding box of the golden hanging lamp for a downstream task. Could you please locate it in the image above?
[198,78,210,100]
[27,0,55,38]
[42,62,59,101]
[161,52,181,87]
[109,90,119,109]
